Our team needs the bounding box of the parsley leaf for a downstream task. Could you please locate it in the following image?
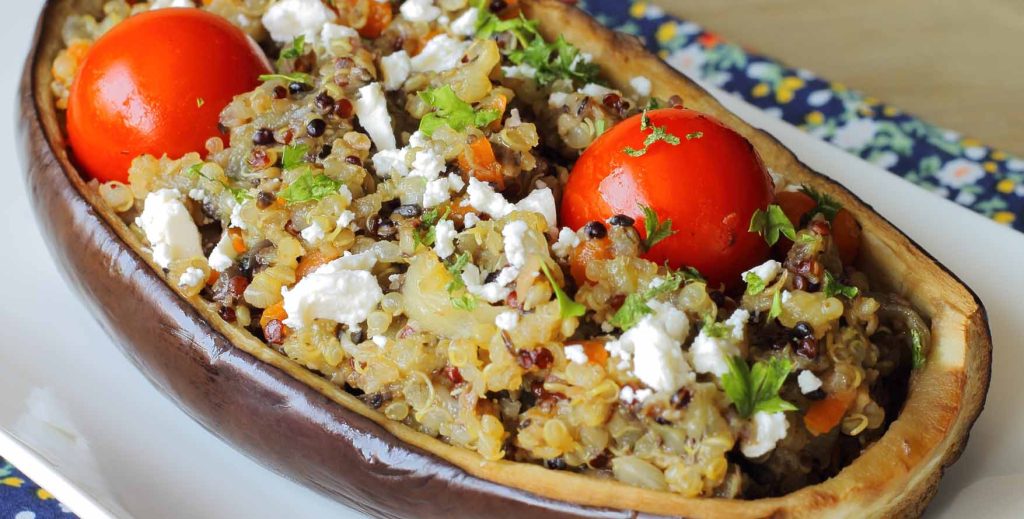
[539,262,586,319]
[701,315,731,339]
[744,272,767,295]
[685,131,703,140]
[800,185,843,222]
[418,86,500,137]
[749,204,796,245]
[414,207,451,247]
[768,290,783,321]
[279,171,343,204]
[475,6,539,46]
[507,34,599,86]
[196,97,205,108]
[721,356,797,419]
[187,163,251,203]
[281,35,306,60]
[640,205,676,251]
[910,328,926,369]
[259,72,314,85]
[608,272,684,331]
[282,143,309,170]
[823,271,859,299]
[679,265,705,282]
[445,252,477,310]
[623,110,681,157]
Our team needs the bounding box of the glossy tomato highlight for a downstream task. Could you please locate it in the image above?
[66,9,271,183]
[561,108,774,287]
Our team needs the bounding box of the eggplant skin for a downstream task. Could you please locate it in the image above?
[19,0,991,517]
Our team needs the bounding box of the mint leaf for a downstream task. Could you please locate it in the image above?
[749,204,796,246]
[539,262,586,319]
[640,205,676,251]
[608,272,684,331]
[279,171,343,204]
[418,86,500,136]
[823,270,859,299]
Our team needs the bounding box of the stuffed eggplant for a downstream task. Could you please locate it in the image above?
[20,0,991,517]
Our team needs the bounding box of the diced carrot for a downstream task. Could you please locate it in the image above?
[803,389,857,436]
[446,195,475,223]
[568,237,614,285]
[355,0,393,39]
[458,136,504,190]
[274,197,286,208]
[206,270,220,287]
[260,300,289,333]
[832,209,861,265]
[579,341,609,365]
[228,227,246,254]
[295,249,341,280]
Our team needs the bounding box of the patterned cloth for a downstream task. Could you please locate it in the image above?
[582,0,1024,232]
[0,458,74,519]
[4,1,1020,516]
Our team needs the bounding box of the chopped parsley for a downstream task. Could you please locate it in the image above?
[508,34,600,86]
[721,356,798,419]
[910,328,926,369]
[749,204,796,246]
[278,171,344,204]
[607,271,684,331]
[187,163,251,203]
[640,205,676,250]
[281,35,306,60]
[823,271,859,299]
[539,263,586,319]
[744,272,767,295]
[623,110,680,157]
[414,207,451,247]
[258,72,314,85]
[701,315,731,339]
[800,185,843,222]
[282,143,309,170]
[195,97,205,108]
[474,6,538,46]
[594,118,607,137]
[445,252,477,310]
[418,86,500,137]
[685,131,703,140]
[768,290,783,320]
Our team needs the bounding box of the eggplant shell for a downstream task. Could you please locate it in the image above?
[18,0,990,517]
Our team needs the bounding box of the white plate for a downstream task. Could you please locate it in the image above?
[3,2,1023,517]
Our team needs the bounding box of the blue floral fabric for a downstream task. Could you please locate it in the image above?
[581,0,1024,231]
[0,458,75,519]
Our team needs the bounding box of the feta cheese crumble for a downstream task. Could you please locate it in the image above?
[619,386,654,404]
[628,302,692,393]
[461,264,512,303]
[463,212,480,229]
[551,227,581,258]
[355,83,396,150]
[690,309,749,376]
[450,7,479,36]
[178,267,205,289]
[564,344,588,364]
[261,0,335,43]
[742,259,782,285]
[502,220,530,269]
[282,254,383,330]
[630,76,652,97]
[410,35,471,74]
[433,219,457,259]
[320,23,358,53]
[495,311,520,331]
[798,370,824,394]
[515,187,557,229]
[399,0,441,22]
[502,64,538,79]
[466,178,515,218]
[741,411,790,458]
[380,51,412,91]
[580,83,615,98]
[136,189,203,269]
[208,232,238,272]
[301,221,326,244]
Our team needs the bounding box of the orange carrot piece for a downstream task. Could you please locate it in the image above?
[580,341,610,365]
[458,136,504,190]
[804,389,857,436]
[356,0,393,39]
[228,227,246,254]
[206,270,219,287]
[260,301,289,332]
[295,249,341,280]
[568,237,614,285]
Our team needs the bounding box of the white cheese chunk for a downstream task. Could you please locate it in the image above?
[355,82,396,151]
[619,386,653,404]
[178,267,206,289]
[261,0,335,43]
[798,370,824,394]
[564,344,588,365]
[548,92,570,107]
[495,311,520,331]
[742,259,782,286]
[461,264,512,303]
[208,232,238,272]
[689,310,749,377]
[410,35,470,73]
[380,51,412,91]
[630,76,652,97]
[626,301,692,393]
[136,189,203,269]
[320,23,359,54]
[466,178,514,218]
[337,210,356,230]
[579,83,615,98]
[422,178,451,209]
[301,221,326,244]
[433,219,457,259]
[410,148,445,181]
[741,411,790,458]
[551,227,581,259]
[399,0,441,22]
[450,7,479,36]
[282,254,383,330]
[463,212,480,229]
[502,220,530,269]
[502,64,538,79]
[371,147,409,178]
[515,187,557,229]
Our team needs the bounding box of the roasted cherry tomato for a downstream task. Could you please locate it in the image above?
[66,9,271,183]
[561,108,774,287]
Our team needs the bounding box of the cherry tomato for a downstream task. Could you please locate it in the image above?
[561,108,774,287]
[66,9,271,183]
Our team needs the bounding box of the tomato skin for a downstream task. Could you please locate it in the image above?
[66,9,271,183]
[561,108,773,288]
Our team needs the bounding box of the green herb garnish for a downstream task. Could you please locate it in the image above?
[749,204,796,246]
[279,171,343,204]
[640,205,676,250]
[418,86,500,137]
[281,35,306,60]
[187,163,251,203]
[594,118,607,137]
[539,262,586,319]
[823,271,859,299]
[608,272,684,331]
[768,290,783,320]
[910,328,926,369]
[686,131,703,140]
[800,185,843,222]
[744,272,766,295]
[282,143,309,170]
[196,97,205,108]
[258,72,314,85]
[701,315,731,339]
[475,7,538,46]
[414,207,451,247]
[623,110,681,157]
[721,356,798,419]
[445,252,477,310]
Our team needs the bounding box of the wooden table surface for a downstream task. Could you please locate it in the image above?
[658,0,1024,156]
